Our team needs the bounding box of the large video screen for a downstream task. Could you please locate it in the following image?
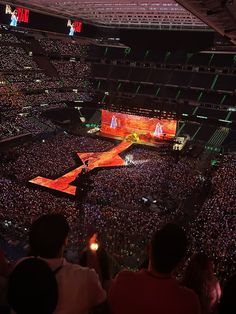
[67,20,82,36]
[101,110,177,141]
[0,4,95,37]
[5,5,30,27]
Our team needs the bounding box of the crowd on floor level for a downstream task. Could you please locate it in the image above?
[0,135,235,283]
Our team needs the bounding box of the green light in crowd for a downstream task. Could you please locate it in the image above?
[125,48,131,55]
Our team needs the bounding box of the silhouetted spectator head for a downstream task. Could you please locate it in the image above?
[7,257,58,314]
[218,274,236,314]
[29,214,69,258]
[150,223,187,274]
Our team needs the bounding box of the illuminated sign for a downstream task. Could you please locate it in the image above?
[0,4,92,37]
[5,5,30,26]
[67,20,82,36]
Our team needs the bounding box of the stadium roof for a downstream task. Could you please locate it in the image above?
[8,0,236,45]
[176,0,236,45]
[6,0,207,29]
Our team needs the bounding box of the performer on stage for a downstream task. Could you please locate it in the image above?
[84,160,89,168]
[154,122,163,137]
[110,115,118,129]
[125,155,134,166]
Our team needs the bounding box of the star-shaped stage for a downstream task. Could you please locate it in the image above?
[29,141,133,196]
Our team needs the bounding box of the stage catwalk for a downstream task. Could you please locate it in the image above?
[29,140,133,196]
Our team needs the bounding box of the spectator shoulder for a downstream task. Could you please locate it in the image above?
[179,285,201,314]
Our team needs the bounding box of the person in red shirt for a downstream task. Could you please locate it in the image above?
[108,223,201,314]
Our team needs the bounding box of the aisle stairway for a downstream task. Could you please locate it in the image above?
[33,55,59,77]
[205,127,229,152]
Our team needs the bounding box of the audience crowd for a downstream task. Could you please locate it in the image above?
[39,38,89,57]
[0,32,20,43]
[0,30,91,140]
[0,46,38,71]
[0,134,235,283]
[188,154,236,282]
[0,107,64,140]
[52,60,90,78]
[0,29,235,314]
[0,210,234,314]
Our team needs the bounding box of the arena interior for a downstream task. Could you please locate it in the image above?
[0,1,235,313]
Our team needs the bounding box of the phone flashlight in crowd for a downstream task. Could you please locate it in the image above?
[89,233,99,252]
[90,242,99,251]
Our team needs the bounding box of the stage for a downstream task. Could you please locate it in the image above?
[29,140,133,196]
[29,123,172,196]
[96,131,171,147]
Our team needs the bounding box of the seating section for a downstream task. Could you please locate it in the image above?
[206,127,230,152]
[1,29,236,144]
[180,122,200,138]
[38,38,88,57]
[0,30,92,140]
[93,46,236,129]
